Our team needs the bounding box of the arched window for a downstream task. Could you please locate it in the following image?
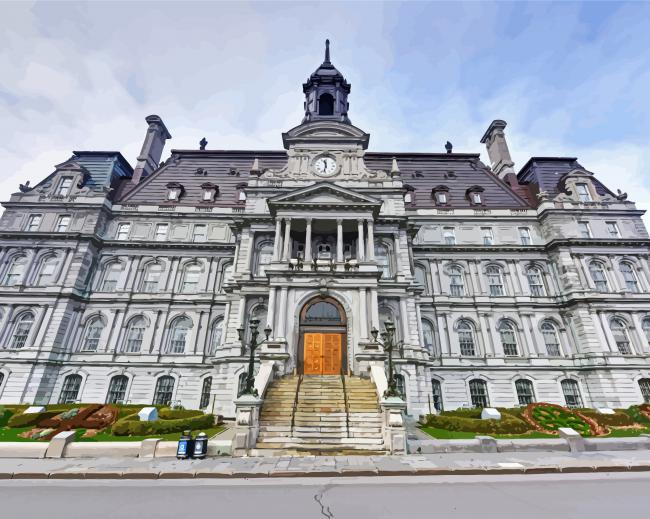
[449,266,465,296]
[123,316,146,353]
[561,379,583,408]
[610,318,632,355]
[541,321,561,356]
[59,374,82,403]
[499,321,519,356]
[515,379,535,406]
[457,320,476,356]
[639,379,650,404]
[486,265,504,296]
[256,242,274,276]
[35,255,58,286]
[642,318,650,344]
[167,316,192,354]
[237,372,248,397]
[318,93,334,116]
[431,379,443,412]
[620,262,639,292]
[106,375,128,404]
[181,264,201,293]
[207,318,223,356]
[469,379,489,408]
[421,319,435,354]
[374,243,391,279]
[0,372,5,393]
[379,306,400,343]
[246,305,268,341]
[3,255,27,286]
[100,261,123,292]
[200,377,212,409]
[10,312,34,349]
[304,301,341,323]
[81,316,104,352]
[526,266,545,297]
[589,261,608,292]
[141,263,164,292]
[153,376,175,406]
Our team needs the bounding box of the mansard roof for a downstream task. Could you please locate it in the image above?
[115,149,533,209]
[517,157,615,199]
[364,152,531,209]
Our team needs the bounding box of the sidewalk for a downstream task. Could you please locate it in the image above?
[2,449,650,479]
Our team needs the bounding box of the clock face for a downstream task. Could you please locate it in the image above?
[313,156,337,177]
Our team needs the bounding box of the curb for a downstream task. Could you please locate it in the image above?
[1,464,649,480]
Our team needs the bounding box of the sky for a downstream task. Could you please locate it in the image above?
[1,0,650,218]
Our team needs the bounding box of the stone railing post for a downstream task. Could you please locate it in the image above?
[381,397,407,454]
[232,394,263,457]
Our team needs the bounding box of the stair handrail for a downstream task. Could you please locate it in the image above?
[290,374,303,437]
[340,373,351,438]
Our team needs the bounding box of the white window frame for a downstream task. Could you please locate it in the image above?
[25,214,42,232]
[575,183,592,202]
[518,227,532,245]
[56,177,73,197]
[192,225,207,243]
[55,215,71,232]
[578,222,591,238]
[443,227,456,245]
[481,227,494,246]
[155,223,169,241]
[116,223,131,241]
[606,221,620,238]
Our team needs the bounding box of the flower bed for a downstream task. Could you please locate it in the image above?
[422,408,531,435]
[522,403,607,436]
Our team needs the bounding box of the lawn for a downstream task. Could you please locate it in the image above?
[0,425,225,442]
[419,426,556,440]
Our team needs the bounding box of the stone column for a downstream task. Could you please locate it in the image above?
[366,219,375,260]
[393,231,402,276]
[267,287,277,339]
[399,298,410,344]
[336,219,343,263]
[277,287,288,340]
[272,219,282,261]
[282,218,292,261]
[357,219,365,261]
[304,218,312,263]
[597,311,616,353]
[359,288,368,339]
[370,288,380,331]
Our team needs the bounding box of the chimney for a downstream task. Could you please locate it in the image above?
[480,119,515,179]
[132,115,172,183]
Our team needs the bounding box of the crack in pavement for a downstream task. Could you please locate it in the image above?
[314,484,334,519]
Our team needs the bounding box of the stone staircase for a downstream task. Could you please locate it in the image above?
[251,374,385,456]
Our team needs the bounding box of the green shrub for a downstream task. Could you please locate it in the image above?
[0,406,9,427]
[111,413,214,436]
[423,413,531,435]
[158,408,203,420]
[579,409,635,427]
[626,405,650,426]
[440,408,483,419]
[7,410,60,428]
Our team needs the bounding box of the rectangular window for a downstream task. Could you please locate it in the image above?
[435,192,447,205]
[519,227,531,245]
[167,188,180,201]
[578,222,591,238]
[471,192,482,205]
[202,189,213,201]
[443,227,456,245]
[55,215,71,232]
[25,215,42,232]
[606,222,620,238]
[481,227,494,246]
[576,183,592,202]
[116,223,130,240]
[56,177,73,197]
[155,223,169,241]
[192,224,207,243]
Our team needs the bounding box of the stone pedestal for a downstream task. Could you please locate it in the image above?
[381,396,407,454]
[232,394,263,457]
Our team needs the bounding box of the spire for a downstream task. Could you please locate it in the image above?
[391,157,401,178]
[324,39,331,64]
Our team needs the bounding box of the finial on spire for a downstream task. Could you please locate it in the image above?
[324,39,330,64]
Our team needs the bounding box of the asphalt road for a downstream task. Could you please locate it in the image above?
[1,472,648,519]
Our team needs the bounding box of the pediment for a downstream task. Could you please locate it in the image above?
[282,120,370,150]
[267,182,382,216]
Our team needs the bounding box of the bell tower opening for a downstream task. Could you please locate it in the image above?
[318,93,334,116]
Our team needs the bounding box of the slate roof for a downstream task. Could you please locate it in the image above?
[116,150,533,209]
[71,151,133,188]
[517,157,615,199]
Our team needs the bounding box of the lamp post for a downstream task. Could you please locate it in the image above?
[371,319,403,398]
[237,318,272,396]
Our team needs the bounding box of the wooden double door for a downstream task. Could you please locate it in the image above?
[303,333,343,375]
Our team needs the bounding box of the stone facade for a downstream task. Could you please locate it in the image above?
[1,44,650,418]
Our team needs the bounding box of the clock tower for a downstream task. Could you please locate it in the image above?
[302,39,352,124]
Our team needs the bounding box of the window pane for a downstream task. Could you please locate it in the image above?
[541,322,561,356]
[527,268,545,296]
[124,318,146,353]
[561,380,583,408]
[487,266,504,296]
[515,379,535,405]
[589,263,608,292]
[200,377,212,409]
[458,321,476,356]
[153,377,174,406]
[56,216,71,232]
[469,380,489,408]
[11,313,34,349]
[500,323,518,356]
[59,375,82,403]
[610,319,632,355]
[620,263,638,292]
[431,380,443,412]
[193,225,207,243]
[106,376,128,404]
[639,379,650,404]
[155,224,168,241]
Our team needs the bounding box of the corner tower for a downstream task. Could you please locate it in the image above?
[302,40,352,124]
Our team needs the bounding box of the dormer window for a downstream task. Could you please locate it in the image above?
[466,186,485,206]
[200,183,219,202]
[576,183,592,202]
[165,182,184,201]
[56,177,73,197]
[431,185,450,206]
[403,185,415,204]
[236,183,247,203]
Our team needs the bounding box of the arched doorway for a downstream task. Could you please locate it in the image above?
[298,296,347,375]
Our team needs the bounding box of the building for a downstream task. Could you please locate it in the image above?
[1,42,650,419]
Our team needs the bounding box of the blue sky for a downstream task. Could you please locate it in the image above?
[1,1,650,215]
